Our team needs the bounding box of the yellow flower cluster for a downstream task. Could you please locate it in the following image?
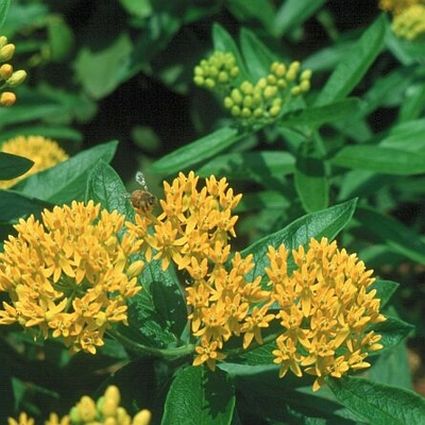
[0,135,68,189]
[194,50,312,126]
[223,61,311,124]
[379,0,420,14]
[8,385,151,425]
[392,4,425,40]
[0,201,144,354]
[0,36,27,106]
[267,238,386,391]
[193,51,239,89]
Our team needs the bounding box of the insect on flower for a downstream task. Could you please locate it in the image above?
[130,171,156,214]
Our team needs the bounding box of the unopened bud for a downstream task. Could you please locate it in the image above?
[0,44,15,62]
[133,410,152,425]
[127,260,144,278]
[6,70,27,87]
[0,36,7,48]
[0,91,16,106]
[0,64,13,80]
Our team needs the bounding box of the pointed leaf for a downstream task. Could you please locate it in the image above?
[0,152,33,180]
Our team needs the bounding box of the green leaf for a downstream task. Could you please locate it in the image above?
[356,207,425,264]
[327,376,425,425]
[0,152,33,180]
[226,0,276,33]
[371,280,399,308]
[315,16,386,106]
[0,126,82,143]
[150,127,241,175]
[380,119,425,152]
[372,316,414,354]
[14,141,118,204]
[239,28,276,81]
[294,148,329,213]
[273,0,326,36]
[47,16,74,62]
[242,199,357,280]
[212,23,249,81]
[161,366,235,425]
[235,191,290,213]
[75,34,133,99]
[280,98,362,128]
[85,160,134,218]
[0,0,10,29]
[398,83,425,122]
[0,103,60,129]
[0,190,51,222]
[119,0,152,18]
[197,151,295,184]
[330,145,425,175]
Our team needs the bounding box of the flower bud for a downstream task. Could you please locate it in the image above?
[0,36,7,48]
[0,44,15,62]
[78,396,97,422]
[0,91,16,106]
[0,63,13,79]
[6,70,27,87]
[127,260,144,278]
[132,410,152,425]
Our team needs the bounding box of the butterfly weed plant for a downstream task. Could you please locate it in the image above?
[1,1,425,424]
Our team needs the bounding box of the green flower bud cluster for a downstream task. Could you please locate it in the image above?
[392,4,425,40]
[0,35,27,107]
[193,51,239,89]
[68,385,151,425]
[222,60,312,125]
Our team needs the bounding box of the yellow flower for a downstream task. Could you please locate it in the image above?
[379,0,421,14]
[193,337,226,371]
[0,201,143,353]
[392,4,425,40]
[0,135,68,188]
[267,237,386,391]
[8,413,34,425]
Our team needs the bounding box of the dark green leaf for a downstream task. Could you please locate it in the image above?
[315,16,386,106]
[356,207,425,264]
[197,151,295,184]
[328,376,425,425]
[0,0,10,29]
[239,28,276,81]
[380,119,425,152]
[226,0,276,33]
[0,190,51,222]
[151,127,241,175]
[235,191,290,213]
[331,145,425,175]
[0,152,33,180]
[281,98,362,128]
[273,0,326,36]
[372,316,414,354]
[161,366,235,425]
[14,141,118,204]
[212,23,249,81]
[85,160,134,218]
[0,104,60,129]
[242,199,357,280]
[0,126,82,143]
[370,280,399,308]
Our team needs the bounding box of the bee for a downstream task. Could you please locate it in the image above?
[130,171,156,214]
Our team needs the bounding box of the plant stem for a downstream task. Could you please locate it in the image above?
[108,329,195,360]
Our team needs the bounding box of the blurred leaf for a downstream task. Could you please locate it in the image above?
[242,199,357,280]
[0,152,33,180]
[386,25,425,65]
[1,2,47,37]
[380,119,425,152]
[331,145,425,175]
[161,366,235,425]
[75,34,133,99]
[294,146,328,213]
[398,83,425,122]
[0,190,51,222]
[197,151,295,184]
[85,160,134,218]
[120,0,152,18]
[150,127,241,175]
[14,141,118,204]
[226,0,276,33]
[327,376,425,425]
[281,98,362,128]
[239,28,276,81]
[0,0,10,29]
[236,191,290,213]
[47,16,74,62]
[356,207,425,264]
[212,23,249,81]
[371,280,399,308]
[273,0,326,36]
[0,126,82,144]
[316,16,386,106]
[0,104,59,129]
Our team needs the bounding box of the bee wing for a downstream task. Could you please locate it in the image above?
[135,171,148,189]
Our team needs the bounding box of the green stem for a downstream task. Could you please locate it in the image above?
[108,329,195,360]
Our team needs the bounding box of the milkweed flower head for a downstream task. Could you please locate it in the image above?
[194,50,312,126]
[0,135,68,189]
[267,237,386,391]
[0,35,27,106]
[9,385,152,425]
[0,201,144,354]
